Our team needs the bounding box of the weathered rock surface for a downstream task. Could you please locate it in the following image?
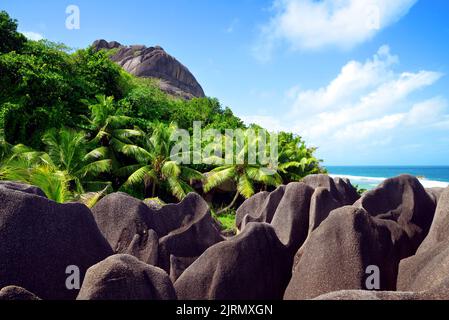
[237,186,286,230]
[77,255,176,300]
[315,278,449,300]
[0,187,113,300]
[174,223,291,300]
[416,187,449,254]
[313,290,422,300]
[169,256,198,283]
[397,239,449,292]
[0,181,47,197]
[0,286,41,301]
[92,192,156,257]
[284,206,401,300]
[235,191,270,229]
[157,199,224,272]
[270,183,314,254]
[92,192,223,271]
[92,39,205,99]
[302,174,359,206]
[355,174,436,255]
[426,187,445,206]
[125,230,159,266]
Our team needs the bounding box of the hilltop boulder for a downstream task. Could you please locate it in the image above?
[92,39,205,99]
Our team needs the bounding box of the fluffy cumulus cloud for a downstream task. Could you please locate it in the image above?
[21,31,45,41]
[243,45,448,163]
[254,0,417,59]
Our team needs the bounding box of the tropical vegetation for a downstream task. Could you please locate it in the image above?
[0,11,326,230]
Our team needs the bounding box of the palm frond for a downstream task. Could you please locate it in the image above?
[161,161,181,178]
[204,166,236,193]
[122,165,155,188]
[76,159,112,177]
[166,176,188,200]
[111,138,151,163]
[237,174,255,199]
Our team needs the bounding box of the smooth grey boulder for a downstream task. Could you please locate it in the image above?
[284,206,401,300]
[0,187,113,300]
[77,254,176,300]
[235,191,270,229]
[416,187,449,254]
[307,187,341,235]
[302,174,359,205]
[270,183,314,254]
[237,186,286,230]
[92,192,156,255]
[174,223,291,300]
[334,177,360,205]
[157,204,224,272]
[397,238,449,293]
[92,192,223,270]
[355,174,436,254]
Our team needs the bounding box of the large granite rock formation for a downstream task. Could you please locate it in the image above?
[355,174,436,256]
[0,183,113,300]
[91,192,223,277]
[174,223,291,300]
[77,255,176,300]
[284,206,403,300]
[92,39,205,99]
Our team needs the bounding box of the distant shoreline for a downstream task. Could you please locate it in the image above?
[329,174,449,190]
[327,166,449,190]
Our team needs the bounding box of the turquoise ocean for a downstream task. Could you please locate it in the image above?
[327,166,449,190]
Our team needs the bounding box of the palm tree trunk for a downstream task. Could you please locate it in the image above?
[152,182,156,198]
[217,191,240,214]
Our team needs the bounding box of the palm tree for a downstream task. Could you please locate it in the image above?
[0,146,73,203]
[118,122,203,201]
[84,95,144,171]
[203,130,283,213]
[0,128,113,203]
[276,132,323,182]
[42,127,112,194]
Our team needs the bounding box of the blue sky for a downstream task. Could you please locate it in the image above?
[2,0,449,165]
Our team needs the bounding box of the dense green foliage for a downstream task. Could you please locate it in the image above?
[0,11,325,216]
[0,11,26,54]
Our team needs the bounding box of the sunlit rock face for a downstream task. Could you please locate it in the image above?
[93,39,205,99]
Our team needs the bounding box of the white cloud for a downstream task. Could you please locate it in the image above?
[21,31,45,41]
[243,46,447,159]
[254,0,417,59]
[225,19,239,33]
